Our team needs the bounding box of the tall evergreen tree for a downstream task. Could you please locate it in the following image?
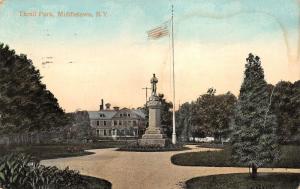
[0,43,68,134]
[231,53,279,178]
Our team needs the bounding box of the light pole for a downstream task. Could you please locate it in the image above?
[142,86,150,106]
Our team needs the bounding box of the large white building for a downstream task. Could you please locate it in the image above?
[88,100,146,138]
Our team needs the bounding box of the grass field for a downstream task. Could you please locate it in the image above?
[171,145,300,168]
[0,141,124,188]
[185,173,300,189]
[81,175,112,189]
[0,140,128,160]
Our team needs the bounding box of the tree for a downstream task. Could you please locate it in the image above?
[291,81,300,143]
[158,94,173,129]
[176,102,193,141]
[176,89,236,142]
[213,92,237,142]
[231,53,279,178]
[194,88,217,137]
[271,81,300,144]
[0,43,68,134]
[67,111,92,140]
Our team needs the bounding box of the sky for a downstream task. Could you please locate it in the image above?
[0,0,299,112]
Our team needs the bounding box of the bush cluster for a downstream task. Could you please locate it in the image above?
[118,142,185,152]
[0,153,86,189]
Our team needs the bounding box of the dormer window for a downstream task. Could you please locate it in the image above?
[99,113,105,118]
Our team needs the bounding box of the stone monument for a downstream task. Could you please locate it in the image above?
[138,74,166,147]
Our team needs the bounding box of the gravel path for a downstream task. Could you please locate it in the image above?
[42,145,300,189]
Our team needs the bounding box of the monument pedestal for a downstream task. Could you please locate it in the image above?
[138,138,166,147]
[139,128,166,147]
[138,93,166,147]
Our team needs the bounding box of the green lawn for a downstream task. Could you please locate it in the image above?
[171,145,300,168]
[0,141,123,188]
[81,176,112,189]
[0,141,128,160]
[185,173,300,189]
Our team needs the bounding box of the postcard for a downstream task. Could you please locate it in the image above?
[0,0,299,189]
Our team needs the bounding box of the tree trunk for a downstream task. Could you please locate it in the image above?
[250,163,258,179]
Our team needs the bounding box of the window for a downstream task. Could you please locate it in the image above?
[133,120,137,126]
[104,130,107,136]
[128,114,130,117]
[96,121,100,126]
[119,120,121,125]
[114,120,117,126]
[104,121,106,126]
[96,130,100,136]
[120,114,123,117]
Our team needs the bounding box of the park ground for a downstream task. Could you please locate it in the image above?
[42,145,300,189]
[0,141,127,160]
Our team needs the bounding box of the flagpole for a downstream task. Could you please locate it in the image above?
[171,5,176,144]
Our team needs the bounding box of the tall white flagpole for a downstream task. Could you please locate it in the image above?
[171,5,176,144]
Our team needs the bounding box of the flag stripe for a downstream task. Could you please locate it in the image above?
[147,22,169,40]
[147,29,168,39]
[148,30,169,39]
[148,33,168,39]
[148,29,168,37]
[148,26,167,34]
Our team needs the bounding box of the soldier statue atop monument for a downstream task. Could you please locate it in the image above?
[139,73,166,147]
[150,73,158,96]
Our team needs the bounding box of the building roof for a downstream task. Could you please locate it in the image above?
[88,110,117,120]
[87,109,146,120]
[131,109,146,119]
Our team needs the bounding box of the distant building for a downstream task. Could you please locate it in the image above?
[88,100,146,138]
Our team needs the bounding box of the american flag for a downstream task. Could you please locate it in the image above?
[147,22,169,40]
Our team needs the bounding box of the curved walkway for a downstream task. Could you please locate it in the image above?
[42,145,300,189]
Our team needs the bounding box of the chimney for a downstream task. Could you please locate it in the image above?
[113,106,119,111]
[105,103,111,110]
[100,99,104,110]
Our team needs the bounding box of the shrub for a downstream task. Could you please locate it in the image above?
[118,142,186,152]
[0,153,86,189]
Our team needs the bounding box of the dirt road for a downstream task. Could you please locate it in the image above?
[42,145,300,189]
